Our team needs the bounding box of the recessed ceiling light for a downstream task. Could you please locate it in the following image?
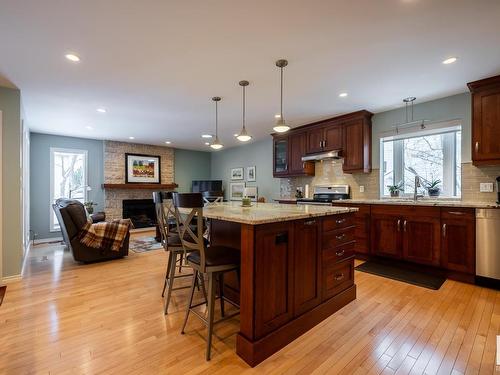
[165,141,171,144]
[204,142,210,145]
[85,125,93,130]
[201,134,213,138]
[442,57,457,65]
[129,136,135,140]
[339,92,348,98]
[65,53,80,62]
[96,108,107,113]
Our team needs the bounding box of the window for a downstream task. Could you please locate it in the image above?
[50,148,88,231]
[380,125,461,198]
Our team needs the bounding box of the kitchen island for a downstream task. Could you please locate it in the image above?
[202,202,358,366]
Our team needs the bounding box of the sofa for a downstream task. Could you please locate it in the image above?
[52,199,129,262]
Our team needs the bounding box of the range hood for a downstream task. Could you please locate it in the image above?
[301,150,342,162]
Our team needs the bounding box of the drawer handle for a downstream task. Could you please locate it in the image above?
[397,219,401,232]
[447,211,465,216]
[335,250,345,257]
[336,218,346,225]
[336,233,346,241]
[442,223,447,238]
[304,219,316,226]
[334,273,344,281]
[475,141,479,153]
[403,220,407,232]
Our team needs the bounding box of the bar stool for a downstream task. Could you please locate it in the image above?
[153,191,205,314]
[173,192,240,361]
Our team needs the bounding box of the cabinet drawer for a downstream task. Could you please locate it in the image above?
[323,241,355,264]
[441,207,475,220]
[323,258,354,301]
[322,226,355,249]
[322,214,354,231]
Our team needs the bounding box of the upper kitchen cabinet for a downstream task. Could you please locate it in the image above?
[306,121,343,154]
[342,111,373,173]
[468,75,500,165]
[273,133,314,177]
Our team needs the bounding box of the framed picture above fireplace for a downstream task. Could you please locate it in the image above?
[125,153,161,184]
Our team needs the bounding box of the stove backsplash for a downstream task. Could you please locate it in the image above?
[280,160,500,202]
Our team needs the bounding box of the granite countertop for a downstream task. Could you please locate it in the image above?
[336,198,500,209]
[201,202,358,225]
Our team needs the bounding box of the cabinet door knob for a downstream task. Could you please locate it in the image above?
[336,233,346,240]
[336,218,346,225]
[442,223,447,237]
[335,250,345,257]
[334,273,344,281]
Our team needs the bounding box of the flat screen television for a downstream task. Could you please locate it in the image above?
[191,180,223,193]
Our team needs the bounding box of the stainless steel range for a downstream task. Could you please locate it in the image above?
[296,185,350,206]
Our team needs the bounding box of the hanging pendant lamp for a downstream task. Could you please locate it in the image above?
[236,80,252,142]
[210,97,224,150]
[273,59,291,133]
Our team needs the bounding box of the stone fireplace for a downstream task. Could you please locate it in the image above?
[103,141,174,222]
[122,199,157,228]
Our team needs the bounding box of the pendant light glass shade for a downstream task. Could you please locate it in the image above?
[273,59,291,133]
[236,80,252,142]
[209,97,224,150]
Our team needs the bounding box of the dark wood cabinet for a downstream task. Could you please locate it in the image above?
[254,223,294,338]
[371,210,402,259]
[273,133,314,177]
[307,127,325,154]
[293,219,321,316]
[468,75,500,165]
[306,122,343,154]
[402,212,441,266]
[441,208,475,274]
[332,203,371,255]
[343,116,372,173]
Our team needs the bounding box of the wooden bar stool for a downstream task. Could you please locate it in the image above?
[153,191,205,314]
[173,192,240,361]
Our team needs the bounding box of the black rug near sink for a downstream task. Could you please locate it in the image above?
[355,260,446,290]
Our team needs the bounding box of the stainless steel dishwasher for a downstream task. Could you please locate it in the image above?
[476,208,500,288]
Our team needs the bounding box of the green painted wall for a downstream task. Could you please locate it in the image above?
[0,86,23,277]
[30,133,105,240]
[210,138,281,202]
[174,148,211,192]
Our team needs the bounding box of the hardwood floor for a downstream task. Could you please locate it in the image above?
[0,234,499,374]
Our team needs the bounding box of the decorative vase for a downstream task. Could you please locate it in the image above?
[390,191,400,198]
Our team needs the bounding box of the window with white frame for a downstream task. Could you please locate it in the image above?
[380,124,461,198]
[50,148,88,231]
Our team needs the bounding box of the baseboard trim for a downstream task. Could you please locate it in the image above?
[34,236,63,244]
[2,274,22,283]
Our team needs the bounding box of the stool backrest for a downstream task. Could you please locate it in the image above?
[172,193,207,271]
[153,191,179,250]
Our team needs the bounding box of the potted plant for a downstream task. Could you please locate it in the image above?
[426,179,442,197]
[387,181,403,197]
[84,201,98,214]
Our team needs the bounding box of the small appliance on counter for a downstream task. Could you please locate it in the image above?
[296,185,350,206]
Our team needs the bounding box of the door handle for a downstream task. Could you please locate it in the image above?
[323,139,327,148]
[336,233,346,241]
[447,211,465,216]
[319,140,322,149]
[304,219,316,226]
[475,141,479,153]
[403,220,407,232]
[397,219,401,231]
[334,273,344,281]
[442,223,447,238]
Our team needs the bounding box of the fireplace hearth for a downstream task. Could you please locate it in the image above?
[122,199,157,228]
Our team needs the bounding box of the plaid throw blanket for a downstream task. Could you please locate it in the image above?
[79,219,132,252]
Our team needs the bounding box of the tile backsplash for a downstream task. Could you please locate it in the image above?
[280,160,500,203]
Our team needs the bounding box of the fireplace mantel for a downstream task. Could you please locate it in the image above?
[102,183,178,190]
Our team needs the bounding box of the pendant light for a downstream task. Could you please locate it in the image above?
[236,80,252,142]
[273,59,291,133]
[210,97,224,150]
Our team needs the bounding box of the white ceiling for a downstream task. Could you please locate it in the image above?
[1,0,499,150]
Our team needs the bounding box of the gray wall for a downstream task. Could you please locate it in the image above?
[0,86,23,277]
[30,133,105,240]
[372,92,471,168]
[210,138,281,202]
[174,148,211,193]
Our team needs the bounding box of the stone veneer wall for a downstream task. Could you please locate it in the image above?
[281,161,500,202]
[104,141,174,221]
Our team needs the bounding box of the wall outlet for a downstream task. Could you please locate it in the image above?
[359,185,365,193]
[479,182,494,192]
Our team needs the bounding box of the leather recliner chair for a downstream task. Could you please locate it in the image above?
[52,198,129,262]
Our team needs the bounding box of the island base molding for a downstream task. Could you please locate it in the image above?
[236,285,356,367]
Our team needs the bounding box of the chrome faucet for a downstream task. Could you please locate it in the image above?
[413,176,424,201]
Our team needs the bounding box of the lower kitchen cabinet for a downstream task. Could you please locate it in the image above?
[371,209,402,259]
[441,208,476,274]
[332,203,371,255]
[402,212,441,266]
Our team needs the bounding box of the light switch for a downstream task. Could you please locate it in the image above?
[359,185,365,193]
[479,182,494,192]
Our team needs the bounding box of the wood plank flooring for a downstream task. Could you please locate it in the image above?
[0,234,499,374]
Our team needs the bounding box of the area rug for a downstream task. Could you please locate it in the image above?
[130,236,163,253]
[355,260,446,290]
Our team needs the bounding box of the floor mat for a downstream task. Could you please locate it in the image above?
[130,236,163,253]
